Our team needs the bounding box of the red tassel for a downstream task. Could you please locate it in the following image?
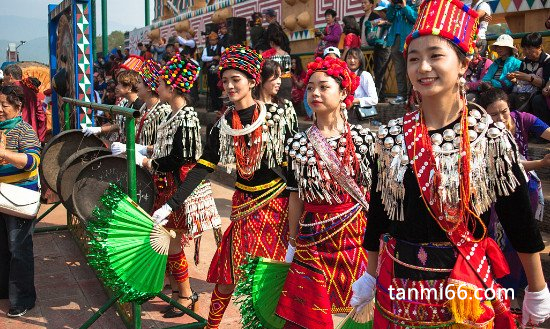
[492,298,516,329]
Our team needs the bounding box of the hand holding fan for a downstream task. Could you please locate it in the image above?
[87,183,175,303]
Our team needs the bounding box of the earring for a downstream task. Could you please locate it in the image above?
[458,76,467,103]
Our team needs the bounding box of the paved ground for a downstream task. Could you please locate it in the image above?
[0,181,242,329]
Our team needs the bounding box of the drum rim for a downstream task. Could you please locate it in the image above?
[71,154,156,223]
[39,129,104,193]
[56,146,111,215]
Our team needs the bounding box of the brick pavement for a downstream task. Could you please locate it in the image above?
[0,182,242,329]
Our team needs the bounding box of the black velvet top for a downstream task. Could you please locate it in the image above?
[167,104,294,209]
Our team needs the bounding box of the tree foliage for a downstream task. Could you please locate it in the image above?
[95,30,125,52]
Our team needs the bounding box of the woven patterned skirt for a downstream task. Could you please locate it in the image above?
[153,163,221,234]
[276,203,368,329]
[373,235,506,329]
[206,190,289,285]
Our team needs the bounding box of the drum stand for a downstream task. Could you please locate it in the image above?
[59,98,206,329]
[80,292,206,329]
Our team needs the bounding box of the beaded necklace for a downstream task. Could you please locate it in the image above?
[231,103,264,180]
[410,105,486,238]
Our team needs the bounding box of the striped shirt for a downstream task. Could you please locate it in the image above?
[0,121,41,191]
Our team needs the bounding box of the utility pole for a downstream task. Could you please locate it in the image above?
[145,0,150,26]
[102,0,108,57]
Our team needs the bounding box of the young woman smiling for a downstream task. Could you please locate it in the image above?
[152,45,297,328]
[351,0,550,327]
[275,55,375,328]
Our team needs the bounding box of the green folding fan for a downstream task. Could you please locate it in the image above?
[235,256,290,329]
[87,184,175,303]
[336,307,374,329]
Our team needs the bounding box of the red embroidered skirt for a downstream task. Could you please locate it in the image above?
[206,190,289,284]
[153,163,220,232]
[276,203,368,329]
[374,235,504,328]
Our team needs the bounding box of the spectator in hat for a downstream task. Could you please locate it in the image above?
[314,9,342,58]
[201,32,224,112]
[481,34,521,91]
[323,46,341,59]
[263,9,291,54]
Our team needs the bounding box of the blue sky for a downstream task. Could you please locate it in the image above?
[2,0,155,63]
[4,0,154,35]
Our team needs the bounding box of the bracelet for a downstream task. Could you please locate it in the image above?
[289,236,296,242]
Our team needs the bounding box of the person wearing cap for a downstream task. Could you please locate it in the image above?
[481,34,521,91]
[363,0,392,102]
[351,0,550,327]
[152,45,297,328]
[323,46,341,59]
[201,32,225,112]
[264,9,291,54]
[386,0,418,105]
[130,54,220,318]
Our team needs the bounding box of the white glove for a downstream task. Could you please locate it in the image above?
[82,126,102,136]
[285,243,296,263]
[522,284,550,326]
[135,144,149,156]
[350,272,376,309]
[111,142,126,155]
[134,152,146,167]
[111,143,148,156]
[152,203,172,226]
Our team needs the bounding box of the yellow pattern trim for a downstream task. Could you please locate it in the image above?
[235,178,282,192]
[197,159,217,169]
[0,169,38,184]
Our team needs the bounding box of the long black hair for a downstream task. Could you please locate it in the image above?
[255,59,282,105]
[291,55,304,76]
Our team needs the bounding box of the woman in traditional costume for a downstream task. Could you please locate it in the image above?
[478,85,550,302]
[262,33,292,101]
[351,0,550,328]
[111,59,172,155]
[152,45,298,328]
[275,56,374,328]
[133,54,221,318]
[256,59,296,119]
